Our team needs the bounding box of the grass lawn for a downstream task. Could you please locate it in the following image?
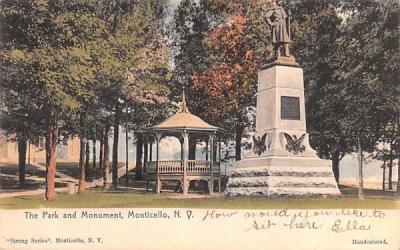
[55,162,126,180]
[2,163,399,210]
[0,190,398,210]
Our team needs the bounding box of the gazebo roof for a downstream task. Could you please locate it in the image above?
[149,91,222,132]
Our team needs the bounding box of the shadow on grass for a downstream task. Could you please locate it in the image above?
[338,184,396,198]
[56,162,104,180]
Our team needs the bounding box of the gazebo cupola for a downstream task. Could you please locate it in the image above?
[142,91,224,195]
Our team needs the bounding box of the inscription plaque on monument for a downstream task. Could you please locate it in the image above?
[281,96,300,120]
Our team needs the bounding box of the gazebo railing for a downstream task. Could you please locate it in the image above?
[158,160,182,173]
[146,161,182,173]
[187,160,210,173]
[145,160,220,175]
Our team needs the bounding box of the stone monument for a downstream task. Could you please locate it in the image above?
[224,1,340,196]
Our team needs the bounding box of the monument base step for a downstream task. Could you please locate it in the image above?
[224,159,340,197]
[224,186,340,197]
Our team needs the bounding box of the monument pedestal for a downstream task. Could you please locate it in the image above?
[224,58,340,196]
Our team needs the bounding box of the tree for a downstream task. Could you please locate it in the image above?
[0,92,43,187]
[134,132,143,179]
[0,83,41,187]
[1,0,108,199]
[172,0,270,160]
[170,0,215,159]
[0,1,82,199]
[0,1,45,188]
[281,0,348,184]
[1,0,172,195]
[334,0,400,198]
[88,0,171,188]
[102,122,111,189]
[170,0,213,102]
[375,118,400,190]
[397,138,400,200]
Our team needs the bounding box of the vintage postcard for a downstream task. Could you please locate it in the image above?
[0,0,399,249]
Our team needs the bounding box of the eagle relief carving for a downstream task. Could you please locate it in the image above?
[283,133,306,154]
[252,133,268,156]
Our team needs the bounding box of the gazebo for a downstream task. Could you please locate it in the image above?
[142,92,224,195]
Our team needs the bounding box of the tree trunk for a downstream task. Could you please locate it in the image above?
[78,113,87,194]
[92,139,96,169]
[78,139,86,193]
[396,118,400,199]
[85,141,90,181]
[18,138,27,187]
[28,142,31,166]
[112,103,120,188]
[331,150,340,184]
[45,114,57,201]
[99,128,104,170]
[103,123,110,189]
[125,130,129,186]
[388,146,393,190]
[143,139,148,175]
[135,132,143,180]
[357,136,364,200]
[396,157,400,200]
[235,125,243,161]
[382,160,386,191]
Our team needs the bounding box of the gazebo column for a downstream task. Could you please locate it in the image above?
[209,134,214,195]
[149,139,153,162]
[155,133,162,194]
[205,138,209,161]
[143,137,148,171]
[218,139,222,162]
[180,137,184,161]
[216,138,220,162]
[144,136,149,192]
[182,130,189,195]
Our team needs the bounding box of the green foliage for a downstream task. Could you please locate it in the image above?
[334,0,399,151]
[284,1,350,163]
[171,1,264,138]
[170,0,214,115]
[286,0,399,165]
[1,0,171,141]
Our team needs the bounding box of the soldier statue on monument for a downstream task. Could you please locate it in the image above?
[224,0,340,197]
[265,0,291,57]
